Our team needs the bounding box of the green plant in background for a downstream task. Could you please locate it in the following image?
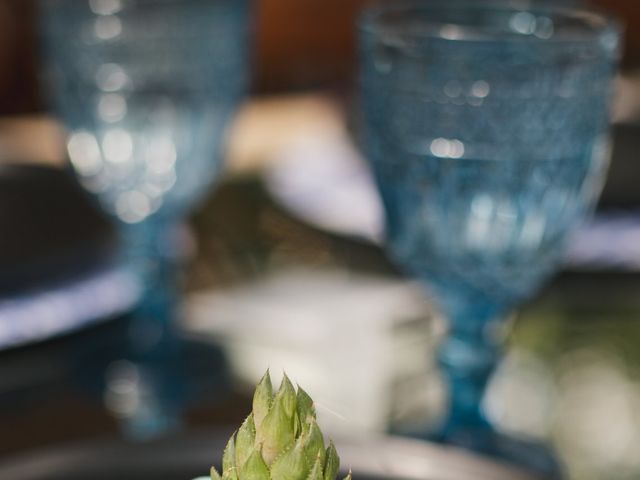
[211,371,352,480]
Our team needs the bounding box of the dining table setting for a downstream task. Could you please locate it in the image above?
[1,1,640,479]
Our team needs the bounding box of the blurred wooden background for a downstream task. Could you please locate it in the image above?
[0,0,639,114]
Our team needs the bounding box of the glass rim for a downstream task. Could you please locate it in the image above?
[37,0,251,13]
[358,0,622,45]
[39,0,243,5]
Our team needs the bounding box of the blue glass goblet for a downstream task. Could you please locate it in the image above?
[360,2,621,475]
[39,0,251,438]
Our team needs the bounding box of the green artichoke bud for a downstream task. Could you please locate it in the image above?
[211,371,352,480]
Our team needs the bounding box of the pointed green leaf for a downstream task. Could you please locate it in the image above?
[239,449,270,480]
[323,442,340,480]
[256,391,295,465]
[293,411,302,439]
[270,437,311,480]
[307,454,324,480]
[235,414,256,470]
[222,467,238,480]
[302,419,325,466]
[253,370,273,428]
[296,386,315,424]
[223,433,237,473]
[277,373,297,420]
[211,466,222,480]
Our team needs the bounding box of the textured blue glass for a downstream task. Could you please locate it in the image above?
[360,1,621,474]
[39,0,252,439]
[40,0,251,223]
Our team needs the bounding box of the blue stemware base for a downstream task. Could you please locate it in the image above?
[72,321,231,440]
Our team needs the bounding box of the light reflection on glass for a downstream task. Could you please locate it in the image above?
[89,0,122,16]
[81,175,111,194]
[67,130,103,176]
[140,182,164,200]
[518,212,546,249]
[94,15,122,40]
[439,24,463,40]
[103,129,134,164]
[98,93,127,122]
[471,80,491,99]
[510,11,537,35]
[116,190,153,224]
[71,101,187,223]
[535,17,555,40]
[429,138,465,159]
[96,63,130,92]
[155,169,177,193]
[145,137,177,175]
[444,80,463,98]
[465,194,494,248]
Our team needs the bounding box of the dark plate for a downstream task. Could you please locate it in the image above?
[0,164,132,350]
[0,164,115,292]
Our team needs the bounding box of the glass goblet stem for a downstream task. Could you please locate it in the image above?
[432,290,561,476]
[123,221,185,356]
[435,292,507,438]
[114,220,189,439]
